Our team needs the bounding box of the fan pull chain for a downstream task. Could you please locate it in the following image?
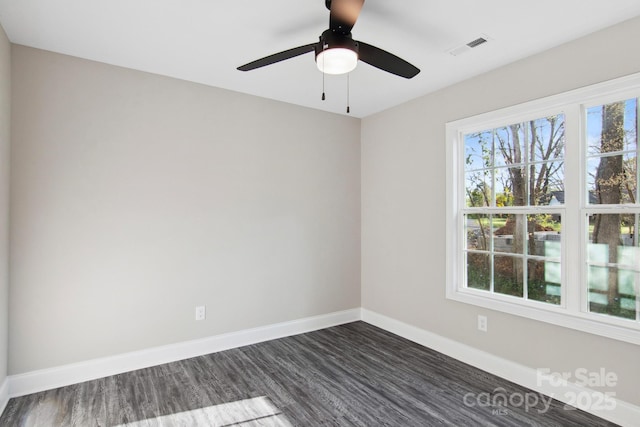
[321,58,326,101]
[346,73,350,114]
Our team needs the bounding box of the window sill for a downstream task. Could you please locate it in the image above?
[446,287,640,345]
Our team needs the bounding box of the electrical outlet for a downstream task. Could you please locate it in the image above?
[195,305,206,321]
[477,315,488,332]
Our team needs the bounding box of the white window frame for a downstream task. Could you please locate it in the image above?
[446,73,640,345]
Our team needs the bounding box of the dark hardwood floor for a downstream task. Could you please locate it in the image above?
[0,322,618,426]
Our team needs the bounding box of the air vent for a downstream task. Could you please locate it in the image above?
[448,34,491,56]
[466,37,487,48]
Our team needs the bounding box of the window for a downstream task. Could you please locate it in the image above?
[446,74,640,344]
[464,116,565,305]
[585,98,639,321]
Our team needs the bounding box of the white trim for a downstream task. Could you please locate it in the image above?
[361,308,640,427]
[447,290,640,345]
[3,308,637,426]
[8,308,361,398]
[448,73,640,132]
[0,378,8,416]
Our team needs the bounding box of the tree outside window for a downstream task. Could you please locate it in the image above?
[586,98,639,320]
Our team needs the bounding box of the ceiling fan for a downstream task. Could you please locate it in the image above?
[237,0,420,79]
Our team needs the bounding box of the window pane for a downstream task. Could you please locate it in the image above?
[493,214,524,254]
[588,265,637,320]
[587,98,638,155]
[527,259,561,305]
[527,213,562,305]
[529,115,565,162]
[588,213,636,255]
[587,213,639,320]
[531,162,565,206]
[464,131,493,171]
[494,255,524,297]
[466,214,490,251]
[467,252,491,291]
[466,116,568,209]
[586,98,639,206]
[494,124,525,168]
[586,157,599,202]
[527,214,562,256]
[465,170,492,207]
[587,152,637,205]
[495,167,526,207]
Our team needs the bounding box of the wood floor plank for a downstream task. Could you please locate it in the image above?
[0,322,620,426]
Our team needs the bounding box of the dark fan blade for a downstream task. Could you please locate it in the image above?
[237,43,317,71]
[329,0,364,34]
[357,41,420,79]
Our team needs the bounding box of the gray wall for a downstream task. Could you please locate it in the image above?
[0,23,10,386]
[361,17,640,406]
[9,46,361,374]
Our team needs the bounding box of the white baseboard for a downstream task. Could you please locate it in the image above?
[8,308,361,398]
[0,377,8,416]
[361,308,640,427]
[6,307,638,426]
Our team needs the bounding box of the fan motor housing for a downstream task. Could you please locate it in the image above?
[315,29,359,56]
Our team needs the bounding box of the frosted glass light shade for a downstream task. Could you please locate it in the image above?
[316,48,358,74]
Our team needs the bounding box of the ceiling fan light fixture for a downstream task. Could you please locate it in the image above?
[237,1,420,80]
[316,47,358,74]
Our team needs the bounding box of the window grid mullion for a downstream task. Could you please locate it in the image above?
[489,214,495,293]
[563,104,582,313]
[636,98,640,205]
[491,130,496,208]
[522,213,529,300]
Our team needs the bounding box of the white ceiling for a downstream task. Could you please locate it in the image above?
[1,0,640,118]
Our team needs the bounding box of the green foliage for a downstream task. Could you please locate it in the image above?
[495,191,513,208]
[530,214,561,231]
[466,259,561,305]
[589,302,636,320]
